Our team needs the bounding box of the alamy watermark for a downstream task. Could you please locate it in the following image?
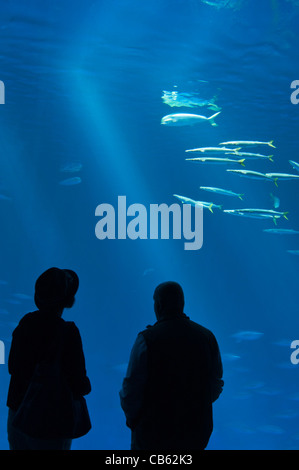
[290,80,299,104]
[0,340,4,365]
[290,340,299,365]
[95,196,203,250]
[0,81,5,104]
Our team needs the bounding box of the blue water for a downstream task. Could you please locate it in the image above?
[0,0,299,450]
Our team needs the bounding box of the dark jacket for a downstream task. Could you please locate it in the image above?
[7,310,91,411]
[131,315,223,450]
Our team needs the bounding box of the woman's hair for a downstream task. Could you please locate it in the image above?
[34,267,79,312]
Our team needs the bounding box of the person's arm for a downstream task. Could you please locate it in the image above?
[7,323,36,408]
[64,322,91,397]
[119,333,148,429]
[210,335,224,402]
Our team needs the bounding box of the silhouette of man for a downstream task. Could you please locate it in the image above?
[120,281,223,450]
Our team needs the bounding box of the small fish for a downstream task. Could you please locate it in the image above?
[185,146,241,154]
[60,162,83,173]
[13,293,32,300]
[143,268,155,277]
[272,338,294,347]
[199,186,244,200]
[224,211,280,223]
[223,209,286,225]
[233,208,288,218]
[173,194,203,207]
[270,193,280,209]
[231,330,264,342]
[257,389,280,397]
[220,140,275,148]
[227,151,274,162]
[226,169,272,181]
[161,91,221,111]
[0,194,12,201]
[263,228,299,235]
[5,299,21,305]
[258,425,285,435]
[265,172,299,187]
[289,160,299,173]
[287,250,299,255]
[161,111,221,127]
[222,353,241,362]
[173,194,222,213]
[0,308,9,315]
[59,176,82,186]
[186,157,245,166]
[244,381,265,390]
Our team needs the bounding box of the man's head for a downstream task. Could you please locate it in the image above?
[153,281,185,320]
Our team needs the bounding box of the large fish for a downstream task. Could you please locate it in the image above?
[231,330,264,342]
[185,146,240,154]
[59,176,82,186]
[289,160,299,173]
[199,186,244,200]
[186,157,245,166]
[224,208,288,224]
[263,229,299,235]
[265,172,299,187]
[227,151,274,162]
[220,140,275,148]
[161,111,221,127]
[229,208,288,218]
[161,90,221,111]
[173,194,222,213]
[226,169,272,181]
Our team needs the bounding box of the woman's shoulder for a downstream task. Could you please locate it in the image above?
[62,320,82,343]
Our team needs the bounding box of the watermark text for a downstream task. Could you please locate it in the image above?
[0,81,4,104]
[290,340,299,365]
[0,340,4,365]
[95,196,203,250]
[290,80,299,104]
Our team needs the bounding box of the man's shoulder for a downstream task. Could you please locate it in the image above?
[139,315,217,343]
[187,318,216,338]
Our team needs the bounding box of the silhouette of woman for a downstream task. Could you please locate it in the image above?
[6,267,91,450]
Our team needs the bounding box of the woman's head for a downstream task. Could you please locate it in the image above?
[34,267,79,314]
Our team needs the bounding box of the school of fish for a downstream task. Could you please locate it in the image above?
[161,103,299,254]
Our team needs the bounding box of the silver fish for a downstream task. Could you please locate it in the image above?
[185,146,240,154]
[161,91,221,111]
[289,160,299,173]
[186,157,245,166]
[59,176,82,186]
[199,186,244,200]
[231,330,264,342]
[266,172,299,187]
[232,208,288,218]
[223,208,287,225]
[227,151,274,161]
[263,229,299,235]
[173,194,222,213]
[226,169,272,181]
[60,162,83,173]
[220,140,275,148]
[161,111,221,127]
[270,193,280,209]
